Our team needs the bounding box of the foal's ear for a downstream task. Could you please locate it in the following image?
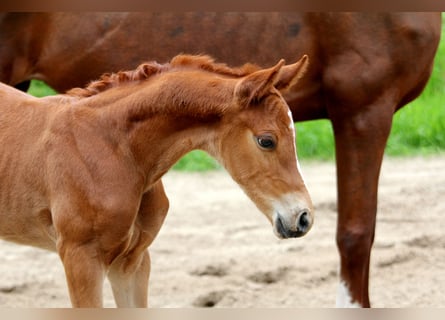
[274,55,309,92]
[235,59,285,106]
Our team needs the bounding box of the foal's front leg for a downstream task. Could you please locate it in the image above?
[58,242,106,307]
[108,249,151,307]
[107,181,169,307]
[54,198,144,307]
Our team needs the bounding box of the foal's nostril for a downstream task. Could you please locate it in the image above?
[296,210,310,233]
[274,210,312,239]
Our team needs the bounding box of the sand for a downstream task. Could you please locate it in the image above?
[1,155,444,307]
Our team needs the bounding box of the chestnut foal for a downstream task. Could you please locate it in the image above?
[0,54,313,307]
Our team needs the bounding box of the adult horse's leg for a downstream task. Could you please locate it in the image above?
[330,101,394,307]
[107,180,169,307]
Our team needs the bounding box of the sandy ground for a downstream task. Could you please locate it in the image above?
[0,155,444,308]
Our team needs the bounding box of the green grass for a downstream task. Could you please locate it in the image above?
[385,21,445,157]
[296,120,335,161]
[27,21,445,171]
[28,80,57,97]
[386,95,445,157]
[173,150,221,171]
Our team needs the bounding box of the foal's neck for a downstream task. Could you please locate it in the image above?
[88,71,235,186]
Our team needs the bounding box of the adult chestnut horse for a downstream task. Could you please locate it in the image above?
[0,54,312,307]
[0,13,441,307]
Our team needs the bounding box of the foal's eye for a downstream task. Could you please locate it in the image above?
[256,135,277,150]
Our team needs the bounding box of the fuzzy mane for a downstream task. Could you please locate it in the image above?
[67,54,260,98]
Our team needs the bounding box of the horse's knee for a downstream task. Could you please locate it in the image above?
[336,226,374,261]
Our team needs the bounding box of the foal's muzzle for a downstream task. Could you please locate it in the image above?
[274,209,312,239]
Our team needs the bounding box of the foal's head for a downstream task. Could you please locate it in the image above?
[67,53,313,239]
[214,55,313,239]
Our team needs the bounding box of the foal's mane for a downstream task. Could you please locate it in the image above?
[67,54,260,98]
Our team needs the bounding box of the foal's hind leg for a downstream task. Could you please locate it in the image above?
[107,180,169,307]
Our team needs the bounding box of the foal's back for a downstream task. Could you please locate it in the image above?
[0,83,56,145]
[0,82,34,107]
